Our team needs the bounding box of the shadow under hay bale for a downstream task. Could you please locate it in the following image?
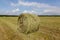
[18,13,40,34]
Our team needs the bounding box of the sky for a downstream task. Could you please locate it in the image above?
[0,0,60,15]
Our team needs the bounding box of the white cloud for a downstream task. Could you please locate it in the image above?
[11,0,56,8]
[43,9,53,13]
[37,7,60,15]
[12,8,20,13]
[22,10,37,14]
[43,8,60,13]
[23,10,28,13]
[6,8,20,13]
[5,8,20,15]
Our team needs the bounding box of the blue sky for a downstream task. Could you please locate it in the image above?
[0,0,60,15]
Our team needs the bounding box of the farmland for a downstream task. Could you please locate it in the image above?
[0,17,60,40]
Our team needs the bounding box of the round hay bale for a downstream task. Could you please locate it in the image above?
[18,13,40,34]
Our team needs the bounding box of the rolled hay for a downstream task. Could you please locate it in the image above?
[18,13,40,34]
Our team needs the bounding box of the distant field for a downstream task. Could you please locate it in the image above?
[0,17,60,40]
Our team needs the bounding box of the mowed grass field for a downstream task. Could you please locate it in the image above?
[0,17,60,40]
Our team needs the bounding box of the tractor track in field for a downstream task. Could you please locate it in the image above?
[0,18,26,40]
[0,18,18,31]
[0,19,16,40]
[38,26,60,40]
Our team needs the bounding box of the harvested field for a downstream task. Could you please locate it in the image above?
[0,17,60,40]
